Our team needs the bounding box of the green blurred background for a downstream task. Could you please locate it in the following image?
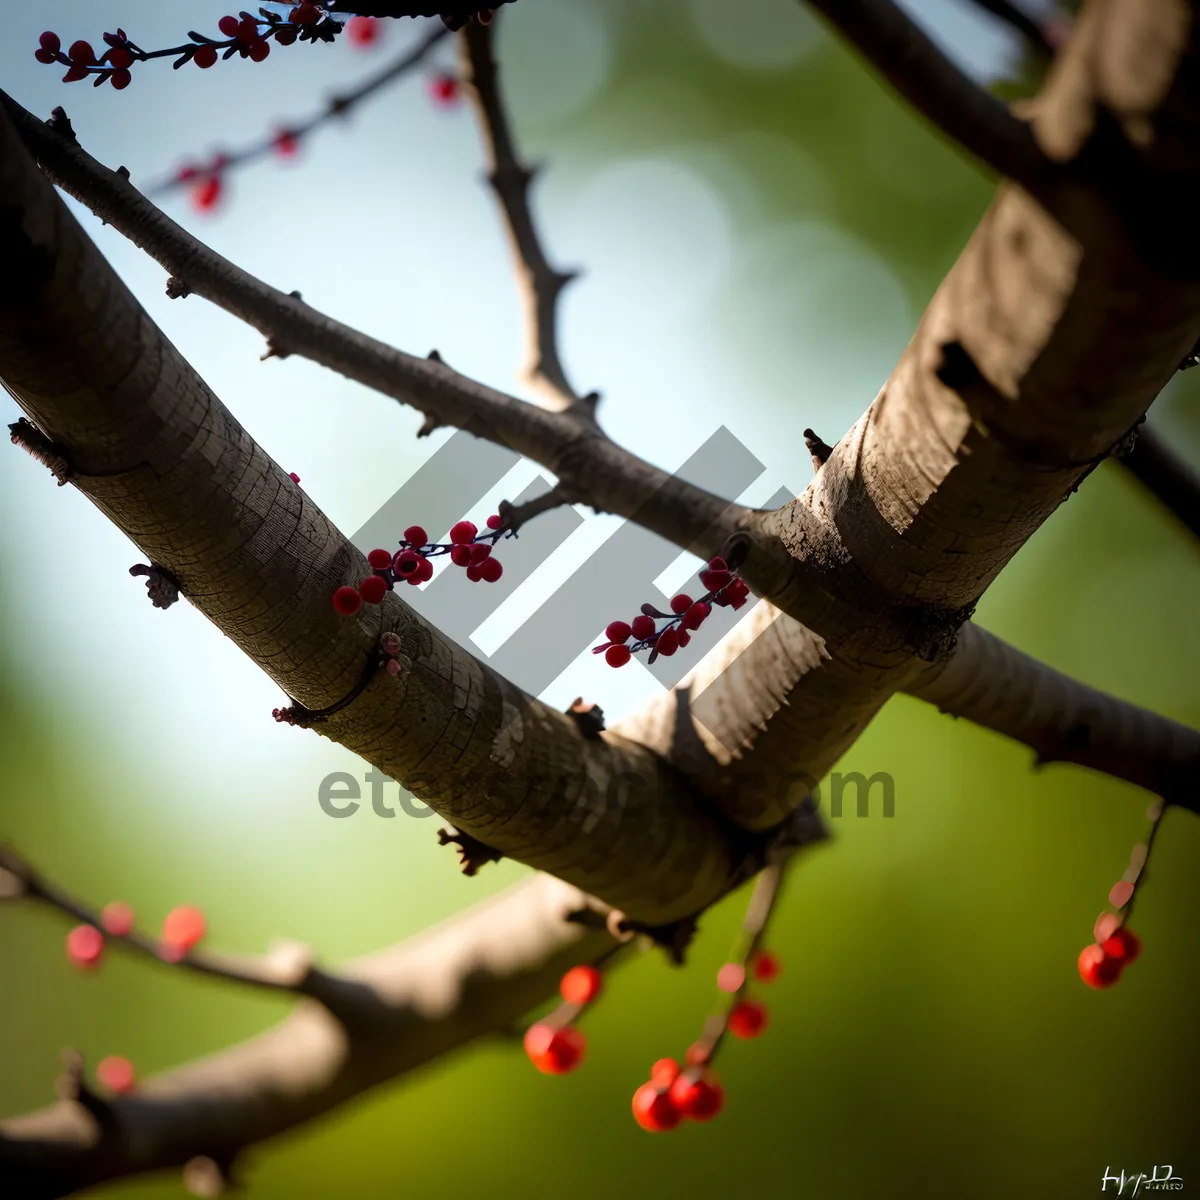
[2,2,1198,1196]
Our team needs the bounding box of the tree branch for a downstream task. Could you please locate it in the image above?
[460,19,592,414]
[906,621,1200,813]
[1118,422,1200,542]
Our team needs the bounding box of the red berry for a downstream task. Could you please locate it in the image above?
[650,1058,680,1087]
[289,471,301,483]
[100,902,135,937]
[560,964,603,1006]
[1077,944,1122,989]
[359,575,387,605]
[403,525,428,547]
[163,905,207,952]
[468,543,492,565]
[707,556,728,572]
[96,1055,136,1094]
[218,15,240,36]
[392,549,422,576]
[107,47,134,69]
[367,548,393,570]
[193,43,218,68]
[751,949,781,982]
[237,18,259,42]
[66,924,104,970]
[62,63,89,82]
[290,2,320,24]
[486,513,502,530]
[670,1073,725,1121]
[716,962,745,993]
[656,627,680,657]
[449,520,477,545]
[605,644,631,668]
[632,1083,681,1132]
[678,630,691,648]
[670,593,692,615]
[274,129,299,158]
[428,73,460,108]
[346,16,381,47]
[40,31,62,54]
[479,558,503,583]
[191,176,224,213]
[332,585,362,615]
[35,49,57,64]
[110,68,132,90]
[466,565,483,582]
[605,620,632,644]
[630,614,656,641]
[728,999,769,1039]
[415,557,434,583]
[524,1023,585,1075]
[1101,927,1142,966]
[681,601,710,630]
[450,545,471,567]
[275,25,299,45]
[248,38,270,62]
[700,568,733,592]
[69,40,96,64]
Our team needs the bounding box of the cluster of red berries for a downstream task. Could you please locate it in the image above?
[33,30,137,90]
[593,557,752,668]
[1078,922,1142,989]
[332,516,510,615]
[632,1059,725,1131]
[66,902,206,970]
[346,15,384,48]
[522,964,602,1074]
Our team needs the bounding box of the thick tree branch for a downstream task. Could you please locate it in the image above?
[906,622,1200,812]
[460,20,591,414]
[1118,422,1200,541]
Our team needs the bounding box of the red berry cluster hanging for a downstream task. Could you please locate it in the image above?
[593,557,752,668]
[522,964,603,1075]
[332,515,512,616]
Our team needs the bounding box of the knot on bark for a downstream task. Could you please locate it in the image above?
[900,602,976,663]
[9,418,73,485]
[565,698,605,738]
[129,563,181,610]
[437,827,503,876]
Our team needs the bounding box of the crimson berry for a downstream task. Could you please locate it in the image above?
[466,565,483,582]
[367,548,392,570]
[670,1073,725,1121]
[656,627,680,657]
[107,47,134,69]
[110,68,132,90]
[237,17,259,42]
[678,630,691,648]
[35,48,57,64]
[700,567,732,592]
[450,545,471,567]
[414,557,434,584]
[274,129,299,158]
[1102,927,1142,966]
[469,543,492,565]
[63,64,89,82]
[450,520,477,545]
[347,16,381,47]
[1077,944,1122,989]
[480,558,503,583]
[403,525,428,547]
[163,905,207,952]
[751,949,781,982]
[605,621,632,644]
[40,31,62,54]
[632,1083,681,1132]
[218,15,240,36]
[650,1058,680,1087]
[670,593,693,615]
[96,1055,136,1094]
[524,1023,585,1074]
[290,2,321,24]
[275,25,299,45]
[728,998,769,1039]
[100,902,135,937]
[248,38,270,62]
[716,962,745,994]
[69,40,96,64]
[429,73,460,107]
[332,585,362,615]
[393,549,422,576]
[289,471,301,483]
[681,601,710,630]
[630,614,655,641]
[486,513,502,530]
[605,644,631,668]
[66,924,104,970]
[191,176,224,213]
[560,964,603,1006]
[193,43,218,68]
[707,556,728,572]
[359,575,387,605]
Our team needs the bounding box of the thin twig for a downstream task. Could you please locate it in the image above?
[1118,423,1200,543]
[460,19,591,414]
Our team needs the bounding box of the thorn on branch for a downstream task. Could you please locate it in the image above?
[614,913,699,966]
[437,827,503,876]
[565,698,605,739]
[116,165,130,180]
[803,427,834,470]
[497,485,572,533]
[129,562,181,609]
[417,414,441,438]
[46,105,77,142]
[260,336,291,361]
[9,418,74,485]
